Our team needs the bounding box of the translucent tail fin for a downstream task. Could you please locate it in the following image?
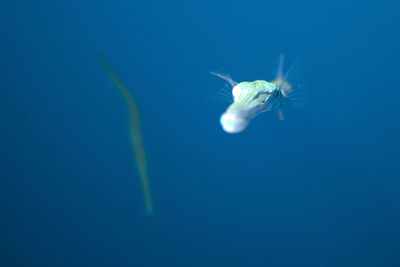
[273,54,306,120]
[276,54,284,80]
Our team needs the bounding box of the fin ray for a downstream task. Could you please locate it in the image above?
[210,71,238,88]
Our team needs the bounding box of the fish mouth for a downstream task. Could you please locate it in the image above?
[220,111,249,134]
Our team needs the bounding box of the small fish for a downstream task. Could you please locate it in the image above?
[99,54,153,215]
[211,55,304,134]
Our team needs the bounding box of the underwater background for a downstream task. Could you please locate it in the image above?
[1,0,400,266]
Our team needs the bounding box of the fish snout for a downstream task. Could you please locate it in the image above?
[220,111,249,134]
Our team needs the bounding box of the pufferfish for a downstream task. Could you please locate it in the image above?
[211,55,304,134]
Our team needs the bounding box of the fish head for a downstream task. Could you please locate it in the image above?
[220,80,276,133]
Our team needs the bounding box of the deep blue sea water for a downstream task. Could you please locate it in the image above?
[1,1,400,266]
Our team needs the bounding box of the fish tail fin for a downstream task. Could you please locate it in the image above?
[273,54,307,115]
[276,54,284,80]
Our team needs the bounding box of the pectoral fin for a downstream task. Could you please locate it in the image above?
[278,108,284,121]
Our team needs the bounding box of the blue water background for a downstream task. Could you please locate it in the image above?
[1,1,400,266]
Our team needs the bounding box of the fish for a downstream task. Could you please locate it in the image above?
[99,54,153,215]
[211,54,304,134]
